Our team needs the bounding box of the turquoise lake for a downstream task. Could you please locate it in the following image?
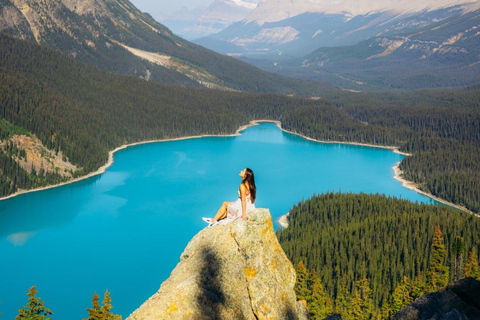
[0,122,435,319]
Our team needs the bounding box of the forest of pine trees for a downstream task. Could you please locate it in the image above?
[1,33,479,216]
[2,33,479,215]
[10,287,122,320]
[278,193,480,319]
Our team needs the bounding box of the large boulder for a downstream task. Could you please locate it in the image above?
[392,277,480,320]
[127,208,310,320]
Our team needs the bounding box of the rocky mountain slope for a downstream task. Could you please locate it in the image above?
[245,0,477,25]
[283,7,480,89]
[195,0,479,60]
[0,0,313,94]
[126,209,309,320]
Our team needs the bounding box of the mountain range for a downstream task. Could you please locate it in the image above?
[254,7,480,89]
[196,0,479,59]
[0,0,319,95]
[190,0,480,89]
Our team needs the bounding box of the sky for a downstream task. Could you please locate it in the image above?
[130,0,259,16]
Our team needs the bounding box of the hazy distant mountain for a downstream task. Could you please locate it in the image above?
[245,0,478,25]
[0,0,317,94]
[195,0,479,58]
[156,6,207,39]
[264,7,480,89]
[160,0,257,40]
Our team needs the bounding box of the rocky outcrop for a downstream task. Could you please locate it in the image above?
[127,209,309,320]
[392,277,480,320]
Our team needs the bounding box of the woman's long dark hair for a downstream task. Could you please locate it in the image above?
[243,168,256,203]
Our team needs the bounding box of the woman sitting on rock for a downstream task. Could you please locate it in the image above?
[203,168,256,227]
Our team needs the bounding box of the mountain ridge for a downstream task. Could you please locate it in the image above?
[0,0,323,94]
[195,4,474,60]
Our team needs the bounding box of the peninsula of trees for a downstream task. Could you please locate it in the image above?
[277,192,480,319]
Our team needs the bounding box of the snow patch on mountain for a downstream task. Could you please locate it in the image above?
[233,26,300,45]
[312,29,323,38]
[231,0,258,9]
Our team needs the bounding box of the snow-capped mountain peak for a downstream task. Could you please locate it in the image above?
[231,0,258,10]
[246,0,479,25]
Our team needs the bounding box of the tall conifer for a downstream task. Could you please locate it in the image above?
[452,236,465,280]
[350,277,374,320]
[464,247,480,279]
[84,292,101,320]
[16,286,53,320]
[98,290,121,320]
[307,269,331,319]
[426,226,449,292]
[391,276,413,314]
[410,271,425,299]
[379,298,392,320]
[335,277,350,316]
[295,261,310,301]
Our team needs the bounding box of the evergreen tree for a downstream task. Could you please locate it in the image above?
[452,236,465,280]
[98,290,121,320]
[16,286,53,320]
[325,298,334,317]
[84,292,101,320]
[349,277,374,320]
[426,226,449,292]
[391,276,413,314]
[379,298,392,320]
[410,271,425,300]
[464,247,480,279]
[335,277,350,316]
[294,261,310,301]
[308,269,331,319]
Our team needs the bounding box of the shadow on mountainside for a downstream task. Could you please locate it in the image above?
[196,247,246,320]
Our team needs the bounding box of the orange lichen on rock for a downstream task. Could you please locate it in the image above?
[245,267,257,278]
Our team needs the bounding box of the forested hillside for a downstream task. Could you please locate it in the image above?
[0,33,335,196]
[0,0,329,95]
[282,89,480,213]
[1,33,479,216]
[276,192,480,319]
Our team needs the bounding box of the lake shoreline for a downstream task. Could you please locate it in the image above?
[266,120,478,225]
[1,120,473,221]
[392,162,477,217]
[0,122,253,202]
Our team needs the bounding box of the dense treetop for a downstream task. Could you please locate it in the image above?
[277,192,480,317]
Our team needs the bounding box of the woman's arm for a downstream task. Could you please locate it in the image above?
[239,183,247,220]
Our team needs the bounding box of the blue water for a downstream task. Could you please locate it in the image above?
[0,122,434,319]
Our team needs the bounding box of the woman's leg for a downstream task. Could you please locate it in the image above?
[212,201,230,222]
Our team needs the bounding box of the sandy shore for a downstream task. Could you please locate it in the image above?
[267,120,478,226]
[267,120,411,156]
[392,162,478,217]
[0,122,258,202]
[1,119,476,219]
